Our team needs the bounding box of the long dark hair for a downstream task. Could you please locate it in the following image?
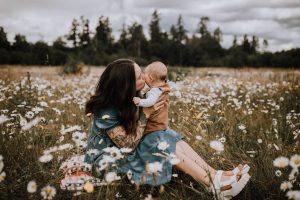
[85,59,138,135]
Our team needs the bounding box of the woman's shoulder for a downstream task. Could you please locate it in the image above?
[93,106,120,130]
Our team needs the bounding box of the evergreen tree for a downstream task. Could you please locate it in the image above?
[79,16,91,48]
[128,22,147,57]
[0,26,10,49]
[67,19,80,48]
[213,27,222,43]
[149,10,162,44]
[198,16,210,37]
[94,16,113,54]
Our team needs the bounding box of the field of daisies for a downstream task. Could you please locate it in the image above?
[0,66,299,200]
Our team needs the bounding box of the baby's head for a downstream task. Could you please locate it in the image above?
[144,61,167,86]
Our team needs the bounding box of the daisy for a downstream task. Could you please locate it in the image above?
[102,115,110,120]
[40,185,56,200]
[286,190,300,200]
[257,139,263,144]
[275,170,282,177]
[39,154,53,163]
[209,140,224,152]
[273,156,289,168]
[195,135,202,140]
[105,172,121,183]
[146,162,163,174]
[280,181,293,192]
[0,115,10,124]
[25,111,35,119]
[157,141,170,151]
[290,154,300,169]
[27,181,37,193]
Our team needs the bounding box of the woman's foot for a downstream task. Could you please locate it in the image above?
[210,170,251,199]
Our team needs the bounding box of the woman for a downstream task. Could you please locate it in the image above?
[84,59,250,199]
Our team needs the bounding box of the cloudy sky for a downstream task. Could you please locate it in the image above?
[1,0,300,51]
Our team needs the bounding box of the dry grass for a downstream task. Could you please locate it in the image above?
[0,66,299,200]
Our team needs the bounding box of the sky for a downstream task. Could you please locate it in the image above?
[0,0,300,52]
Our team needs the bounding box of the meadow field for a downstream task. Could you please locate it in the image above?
[0,66,299,200]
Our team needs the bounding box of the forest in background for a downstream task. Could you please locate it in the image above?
[0,10,299,68]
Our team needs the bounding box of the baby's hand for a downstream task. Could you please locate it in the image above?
[133,97,140,105]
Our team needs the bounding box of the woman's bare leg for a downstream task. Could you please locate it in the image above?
[175,147,213,186]
[177,140,242,176]
[174,143,235,190]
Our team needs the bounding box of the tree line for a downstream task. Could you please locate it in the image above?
[0,10,299,67]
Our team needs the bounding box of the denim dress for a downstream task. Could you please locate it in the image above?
[84,107,184,186]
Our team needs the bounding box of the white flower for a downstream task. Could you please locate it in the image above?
[209,140,224,152]
[146,162,163,174]
[105,172,121,183]
[127,170,133,180]
[22,117,41,131]
[157,141,170,151]
[170,158,180,165]
[40,185,56,200]
[280,181,293,192]
[39,154,53,163]
[120,147,132,153]
[72,131,86,141]
[102,115,110,120]
[103,147,124,159]
[39,101,48,107]
[27,181,37,193]
[25,111,35,119]
[86,149,99,157]
[275,170,282,177]
[257,139,263,144]
[286,190,300,200]
[290,154,300,169]
[219,137,226,143]
[238,124,246,130]
[0,115,10,124]
[273,156,289,168]
[60,125,81,135]
[195,135,202,140]
[145,194,153,200]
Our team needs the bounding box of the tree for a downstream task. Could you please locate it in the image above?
[0,26,10,49]
[79,16,91,48]
[149,10,163,44]
[128,22,147,57]
[94,16,114,54]
[242,34,252,54]
[12,34,30,51]
[232,35,238,48]
[213,27,222,43]
[198,17,210,37]
[251,35,259,53]
[262,39,268,51]
[67,19,80,48]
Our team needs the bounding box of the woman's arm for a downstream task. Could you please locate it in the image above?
[106,100,166,149]
[106,107,148,149]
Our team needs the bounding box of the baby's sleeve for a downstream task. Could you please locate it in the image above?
[138,88,162,108]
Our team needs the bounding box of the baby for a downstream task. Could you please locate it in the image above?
[133,61,171,134]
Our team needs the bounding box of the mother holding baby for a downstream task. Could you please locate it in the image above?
[84,59,250,199]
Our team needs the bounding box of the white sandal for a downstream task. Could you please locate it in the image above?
[221,173,251,198]
[232,164,250,175]
[210,170,251,200]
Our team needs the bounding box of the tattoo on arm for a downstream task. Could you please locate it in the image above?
[106,107,148,149]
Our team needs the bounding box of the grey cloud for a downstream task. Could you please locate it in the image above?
[0,0,299,51]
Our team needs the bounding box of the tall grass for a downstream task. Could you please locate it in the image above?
[0,68,299,200]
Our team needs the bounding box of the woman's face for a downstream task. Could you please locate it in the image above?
[134,63,145,91]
